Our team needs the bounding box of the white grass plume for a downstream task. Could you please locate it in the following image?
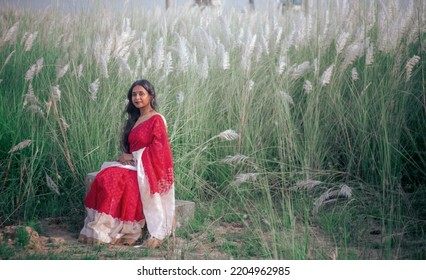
[303,80,313,94]
[24,31,38,52]
[164,52,173,76]
[291,61,310,79]
[45,173,60,195]
[248,80,254,92]
[60,117,69,132]
[275,26,283,48]
[23,83,37,107]
[25,64,37,81]
[191,47,198,71]
[56,63,70,80]
[89,79,100,101]
[295,179,322,191]
[99,55,109,78]
[116,55,132,77]
[25,58,43,81]
[153,37,165,71]
[2,21,19,45]
[340,42,364,71]
[221,154,249,164]
[24,58,44,81]
[406,55,420,82]
[51,85,61,102]
[103,34,114,63]
[336,31,350,55]
[313,184,353,215]
[313,58,319,77]
[93,36,103,63]
[233,173,259,185]
[320,64,334,86]
[133,55,141,78]
[200,56,209,79]
[9,139,32,153]
[319,10,330,50]
[219,44,230,70]
[260,33,269,55]
[277,54,286,75]
[45,100,52,116]
[366,42,374,65]
[20,31,28,46]
[351,67,359,81]
[142,58,152,77]
[55,54,69,80]
[26,104,45,117]
[218,129,240,141]
[72,64,83,78]
[237,27,245,47]
[242,33,257,72]
[279,91,294,105]
[338,184,352,199]
[177,91,184,105]
[219,16,232,46]
[176,33,190,73]
[35,57,44,75]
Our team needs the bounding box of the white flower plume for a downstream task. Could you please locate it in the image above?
[9,139,32,153]
[89,79,100,101]
[218,129,240,141]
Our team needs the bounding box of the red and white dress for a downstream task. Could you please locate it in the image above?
[79,114,175,244]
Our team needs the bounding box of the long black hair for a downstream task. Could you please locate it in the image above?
[120,79,158,153]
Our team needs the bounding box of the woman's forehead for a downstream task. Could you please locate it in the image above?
[132,85,147,92]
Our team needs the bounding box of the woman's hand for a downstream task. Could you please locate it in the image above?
[117,153,135,166]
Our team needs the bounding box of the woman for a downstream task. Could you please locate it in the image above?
[79,79,175,248]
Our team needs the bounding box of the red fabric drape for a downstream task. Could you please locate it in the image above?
[85,114,174,220]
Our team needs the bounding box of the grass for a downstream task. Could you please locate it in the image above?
[0,0,425,259]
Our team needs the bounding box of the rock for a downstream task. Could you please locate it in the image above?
[84,171,98,193]
[39,236,50,243]
[175,200,195,228]
[1,226,46,253]
[85,172,195,228]
[48,237,65,245]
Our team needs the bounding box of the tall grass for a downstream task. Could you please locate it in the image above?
[0,0,425,259]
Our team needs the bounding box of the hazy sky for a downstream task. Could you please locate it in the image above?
[0,0,410,13]
[0,0,273,11]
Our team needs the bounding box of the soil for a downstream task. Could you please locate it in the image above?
[0,217,240,260]
[2,216,417,259]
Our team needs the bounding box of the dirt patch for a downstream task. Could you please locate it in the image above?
[1,216,402,259]
[0,217,240,259]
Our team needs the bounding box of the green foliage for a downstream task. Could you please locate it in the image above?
[15,227,30,247]
[0,1,425,259]
[0,242,15,260]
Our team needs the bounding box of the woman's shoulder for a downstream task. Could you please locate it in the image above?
[152,113,168,129]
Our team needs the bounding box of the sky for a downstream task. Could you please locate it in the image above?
[0,0,274,11]
[0,0,411,14]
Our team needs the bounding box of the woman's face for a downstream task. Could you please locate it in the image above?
[131,85,151,110]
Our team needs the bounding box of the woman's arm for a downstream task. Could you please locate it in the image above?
[117,152,135,165]
[141,116,174,194]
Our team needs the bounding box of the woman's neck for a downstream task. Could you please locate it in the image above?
[139,106,154,117]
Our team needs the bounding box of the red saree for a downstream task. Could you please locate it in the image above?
[79,114,174,244]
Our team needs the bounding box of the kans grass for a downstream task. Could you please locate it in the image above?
[0,0,425,259]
